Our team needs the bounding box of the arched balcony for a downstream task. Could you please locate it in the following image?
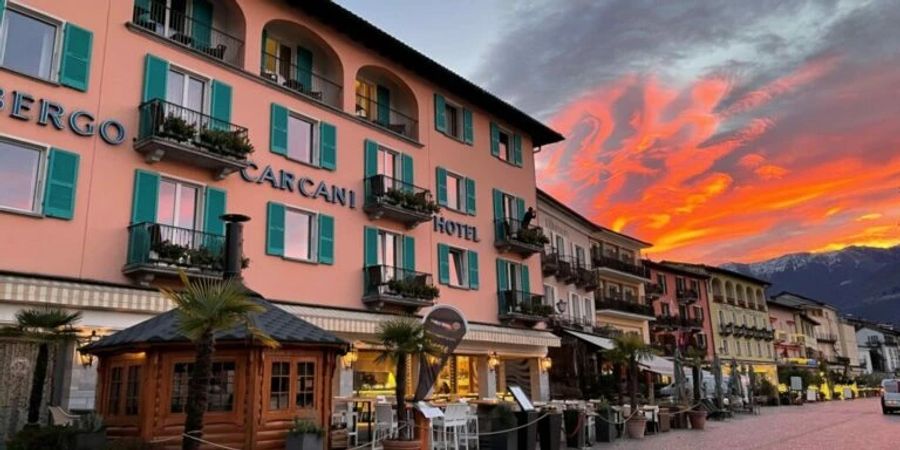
[131,0,246,67]
[724,280,735,304]
[711,279,723,303]
[260,20,344,108]
[745,286,755,309]
[355,65,419,140]
[756,289,765,309]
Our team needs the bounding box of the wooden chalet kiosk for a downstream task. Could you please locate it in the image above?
[82,215,348,449]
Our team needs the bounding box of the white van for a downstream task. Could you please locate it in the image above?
[882,378,899,415]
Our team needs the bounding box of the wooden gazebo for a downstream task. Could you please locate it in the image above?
[82,297,347,450]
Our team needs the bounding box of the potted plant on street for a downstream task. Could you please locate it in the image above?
[374,317,440,450]
[488,402,519,450]
[594,398,618,443]
[607,334,654,439]
[685,347,708,430]
[286,419,325,450]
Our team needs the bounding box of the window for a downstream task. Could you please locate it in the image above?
[719,310,725,324]
[296,361,316,408]
[661,303,670,316]
[757,341,762,358]
[501,192,518,220]
[208,361,236,412]
[108,367,123,416]
[377,229,401,269]
[657,274,667,294]
[675,277,685,291]
[167,67,207,114]
[736,340,742,356]
[497,129,510,162]
[620,250,635,264]
[158,178,200,230]
[171,362,192,413]
[583,298,592,321]
[544,284,555,304]
[444,102,461,139]
[376,145,399,184]
[695,307,704,321]
[448,247,468,287]
[125,366,141,415]
[270,361,291,410]
[574,246,586,267]
[570,293,581,319]
[284,208,315,261]
[446,172,464,211]
[555,235,565,256]
[745,341,751,356]
[690,279,699,292]
[722,339,729,355]
[0,139,42,213]
[286,114,317,165]
[355,79,379,121]
[0,7,59,80]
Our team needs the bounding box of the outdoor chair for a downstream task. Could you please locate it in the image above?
[332,401,359,446]
[432,403,469,450]
[373,403,398,447]
[49,406,79,426]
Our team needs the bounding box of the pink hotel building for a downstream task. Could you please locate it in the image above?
[0,0,564,416]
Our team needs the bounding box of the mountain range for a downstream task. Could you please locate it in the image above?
[722,245,900,325]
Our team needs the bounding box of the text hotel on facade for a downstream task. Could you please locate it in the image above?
[0,0,565,418]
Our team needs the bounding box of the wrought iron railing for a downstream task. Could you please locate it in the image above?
[494,218,547,249]
[498,291,550,319]
[816,333,838,342]
[594,296,653,317]
[590,253,649,278]
[126,222,225,272]
[260,51,343,107]
[645,283,665,298]
[363,265,437,300]
[138,99,251,160]
[363,175,437,215]
[654,315,703,329]
[576,265,598,289]
[355,93,419,140]
[676,289,699,303]
[132,1,244,66]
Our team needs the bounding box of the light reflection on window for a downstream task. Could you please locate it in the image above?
[0,140,41,212]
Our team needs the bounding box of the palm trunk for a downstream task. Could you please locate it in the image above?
[394,355,407,440]
[183,329,215,450]
[628,357,638,413]
[27,342,49,424]
[692,364,702,403]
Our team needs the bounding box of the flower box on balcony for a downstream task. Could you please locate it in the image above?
[362,265,438,312]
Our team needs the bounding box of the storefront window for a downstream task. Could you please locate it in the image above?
[354,351,396,397]
[435,356,479,398]
[125,366,141,415]
[208,362,236,412]
[270,361,291,410]
[171,363,192,413]
[108,367,123,415]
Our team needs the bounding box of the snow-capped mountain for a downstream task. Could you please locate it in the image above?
[722,245,900,324]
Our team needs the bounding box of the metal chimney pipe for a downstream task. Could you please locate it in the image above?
[221,214,251,281]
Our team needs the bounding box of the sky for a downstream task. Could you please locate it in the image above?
[338,0,900,264]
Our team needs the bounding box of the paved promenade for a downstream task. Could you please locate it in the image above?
[602,398,898,449]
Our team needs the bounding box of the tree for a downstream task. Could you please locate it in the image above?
[607,334,655,412]
[684,347,708,403]
[1,308,81,425]
[374,317,440,441]
[161,274,277,450]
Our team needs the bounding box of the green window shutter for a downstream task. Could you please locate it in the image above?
[513,134,523,166]
[437,243,450,285]
[270,103,288,155]
[434,93,446,133]
[402,235,415,272]
[0,0,6,24]
[364,139,379,177]
[296,46,313,90]
[496,259,509,292]
[376,85,391,125]
[131,169,159,224]
[142,54,168,102]
[520,263,531,294]
[260,28,269,72]
[435,167,448,206]
[59,24,92,92]
[203,187,227,235]
[467,251,479,289]
[191,0,213,49]
[317,214,334,265]
[364,226,379,267]
[210,80,233,130]
[515,197,526,222]
[490,122,500,157]
[319,121,336,170]
[400,153,413,189]
[266,202,285,256]
[463,109,473,145]
[42,149,79,220]
[465,178,476,215]
[492,188,503,221]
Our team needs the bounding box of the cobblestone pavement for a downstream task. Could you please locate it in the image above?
[600,398,899,449]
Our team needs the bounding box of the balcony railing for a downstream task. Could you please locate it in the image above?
[132,1,244,67]
[676,289,699,304]
[136,99,251,179]
[355,93,419,140]
[726,296,736,305]
[719,323,734,335]
[645,283,664,299]
[494,218,547,257]
[498,291,550,325]
[124,222,226,281]
[654,315,703,329]
[363,175,438,227]
[542,251,576,283]
[363,265,438,311]
[575,266,598,290]
[260,52,343,108]
[816,333,838,343]
[712,294,724,303]
[594,296,654,317]
[590,253,650,279]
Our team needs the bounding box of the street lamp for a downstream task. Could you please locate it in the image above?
[539,357,552,373]
[556,299,567,314]
[487,352,501,371]
[77,330,100,368]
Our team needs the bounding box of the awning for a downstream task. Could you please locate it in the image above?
[565,330,614,350]
[640,355,678,376]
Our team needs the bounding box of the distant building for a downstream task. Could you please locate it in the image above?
[644,261,714,360]
[847,318,900,375]
[767,296,821,366]
[770,292,848,367]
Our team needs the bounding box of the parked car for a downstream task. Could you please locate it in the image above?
[882,378,900,415]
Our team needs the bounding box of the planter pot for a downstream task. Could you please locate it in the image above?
[383,439,422,450]
[71,430,107,450]
[594,408,617,443]
[658,410,671,433]
[562,409,585,449]
[626,417,647,439]
[688,410,708,430]
[515,411,538,450]
[670,405,689,428]
[286,433,325,450]
[537,412,562,450]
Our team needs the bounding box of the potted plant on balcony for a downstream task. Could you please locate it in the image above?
[606,334,654,439]
[286,419,325,450]
[515,226,549,247]
[387,277,440,301]
[384,188,440,215]
[375,317,440,450]
[160,115,196,142]
[152,240,189,265]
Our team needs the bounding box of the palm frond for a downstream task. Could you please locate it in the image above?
[374,317,436,365]
[0,308,82,342]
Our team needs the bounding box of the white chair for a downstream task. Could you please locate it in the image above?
[464,404,480,450]
[433,403,469,450]
[333,401,359,446]
[49,406,79,426]
[373,403,398,449]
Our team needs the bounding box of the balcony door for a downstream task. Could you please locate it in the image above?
[376,145,400,191]
[377,229,402,281]
[157,178,201,247]
[166,67,208,126]
[554,235,565,257]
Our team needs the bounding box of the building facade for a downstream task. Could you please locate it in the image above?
[851,320,900,375]
[0,0,564,428]
[644,261,714,359]
[591,230,654,341]
[769,292,852,369]
[767,298,820,367]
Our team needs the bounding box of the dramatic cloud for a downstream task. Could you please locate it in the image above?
[475,0,900,263]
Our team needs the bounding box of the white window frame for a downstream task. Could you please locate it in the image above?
[286,111,320,167]
[570,292,580,320]
[447,246,469,288]
[377,228,403,269]
[167,65,210,114]
[554,234,565,256]
[0,135,48,216]
[0,3,64,82]
[501,191,519,221]
[496,126,512,163]
[159,0,195,38]
[543,284,556,305]
[157,175,205,231]
[445,169,467,212]
[283,205,319,263]
[443,99,464,140]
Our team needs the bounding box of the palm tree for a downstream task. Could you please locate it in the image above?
[161,274,277,450]
[684,346,708,403]
[374,317,440,441]
[607,333,655,413]
[1,308,81,425]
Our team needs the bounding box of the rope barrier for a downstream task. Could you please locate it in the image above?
[149,431,244,450]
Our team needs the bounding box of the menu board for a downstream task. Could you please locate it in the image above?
[508,385,535,412]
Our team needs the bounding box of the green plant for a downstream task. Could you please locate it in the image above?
[387,277,440,300]
[515,226,549,246]
[198,128,253,159]
[161,115,196,142]
[7,425,75,450]
[75,412,105,433]
[606,334,655,413]
[152,240,188,263]
[288,418,324,437]
[187,246,222,270]
[161,273,278,450]
[383,188,440,215]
